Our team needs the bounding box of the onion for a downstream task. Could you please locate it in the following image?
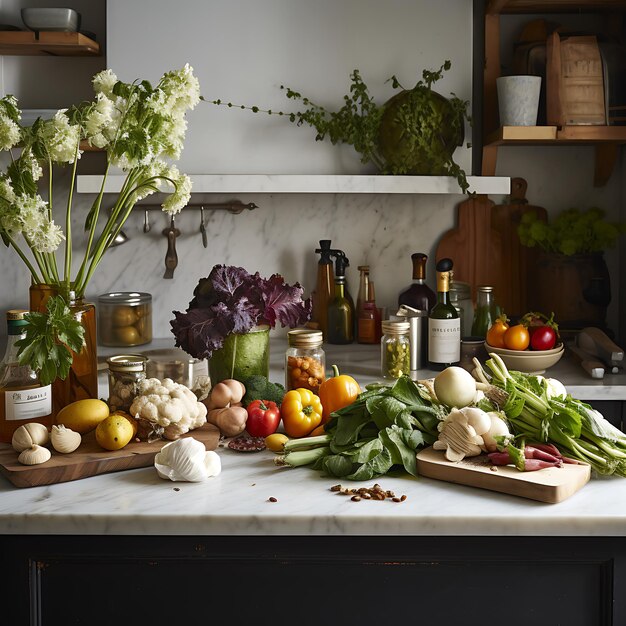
[434,366,476,408]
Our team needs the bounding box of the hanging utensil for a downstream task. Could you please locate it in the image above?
[162,216,180,279]
[143,208,151,233]
[200,206,208,248]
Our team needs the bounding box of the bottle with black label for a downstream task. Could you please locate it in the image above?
[428,258,460,370]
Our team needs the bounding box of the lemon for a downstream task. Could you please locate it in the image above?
[56,399,110,434]
[95,414,136,451]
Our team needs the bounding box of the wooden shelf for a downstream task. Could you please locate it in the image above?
[486,125,626,146]
[487,0,626,14]
[0,31,99,56]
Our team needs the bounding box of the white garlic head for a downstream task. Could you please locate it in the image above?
[12,423,50,452]
[154,437,221,482]
[18,444,51,466]
[50,425,82,454]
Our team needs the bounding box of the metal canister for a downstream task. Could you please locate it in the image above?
[107,354,147,412]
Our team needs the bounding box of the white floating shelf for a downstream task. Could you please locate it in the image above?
[76,174,511,196]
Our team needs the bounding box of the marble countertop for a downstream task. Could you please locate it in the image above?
[1,335,625,538]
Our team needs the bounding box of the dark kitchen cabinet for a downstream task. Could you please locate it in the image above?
[2,534,625,625]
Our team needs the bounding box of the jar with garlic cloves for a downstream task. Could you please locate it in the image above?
[97,292,152,347]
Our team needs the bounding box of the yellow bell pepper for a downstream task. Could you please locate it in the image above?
[318,364,361,423]
[281,388,323,438]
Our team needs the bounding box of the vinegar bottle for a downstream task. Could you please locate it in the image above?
[327,251,354,344]
[357,266,381,344]
[311,240,335,339]
[0,310,53,443]
[428,258,461,370]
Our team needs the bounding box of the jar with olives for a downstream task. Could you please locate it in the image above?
[285,329,326,393]
[97,292,152,347]
[381,320,410,379]
[107,354,147,412]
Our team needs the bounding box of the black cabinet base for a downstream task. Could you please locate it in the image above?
[1,535,623,625]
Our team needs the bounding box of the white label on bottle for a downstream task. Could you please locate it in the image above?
[428,318,461,364]
[4,385,52,421]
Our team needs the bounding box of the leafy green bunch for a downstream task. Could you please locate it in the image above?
[518,207,625,256]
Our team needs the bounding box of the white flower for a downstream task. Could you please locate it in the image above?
[0,176,16,204]
[0,111,21,151]
[28,218,64,253]
[17,194,48,232]
[161,168,191,215]
[92,69,118,97]
[20,149,43,182]
[42,110,82,164]
[157,64,201,117]
[85,93,116,148]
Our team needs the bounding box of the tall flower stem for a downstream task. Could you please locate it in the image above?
[5,233,42,283]
[63,144,80,292]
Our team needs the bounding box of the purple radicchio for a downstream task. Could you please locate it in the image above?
[170,264,312,359]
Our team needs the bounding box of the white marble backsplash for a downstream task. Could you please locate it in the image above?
[0,185,458,344]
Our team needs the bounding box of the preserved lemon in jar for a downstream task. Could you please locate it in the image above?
[97,292,152,347]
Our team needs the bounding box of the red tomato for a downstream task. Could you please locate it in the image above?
[245,400,281,438]
[530,325,557,351]
[503,324,530,351]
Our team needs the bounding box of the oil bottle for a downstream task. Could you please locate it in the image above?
[310,240,335,339]
[356,265,381,344]
[327,250,354,344]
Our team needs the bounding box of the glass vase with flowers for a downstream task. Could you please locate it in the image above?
[0,64,200,413]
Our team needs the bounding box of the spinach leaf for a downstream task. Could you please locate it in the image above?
[346,447,393,481]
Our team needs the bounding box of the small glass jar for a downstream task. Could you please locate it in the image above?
[471,285,499,339]
[97,292,152,347]
[450,280,474,339]
[107,354,147,412]
[285,329,326,393]
[380,320,411,379]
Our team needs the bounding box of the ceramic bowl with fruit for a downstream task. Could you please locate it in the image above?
[484,311,562,374]
[483,341,564,374]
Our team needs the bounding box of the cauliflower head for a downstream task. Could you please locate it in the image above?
[130,377,207,440]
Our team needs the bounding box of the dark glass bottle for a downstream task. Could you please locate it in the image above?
[311,240,335,340]
[357,266,381,344]
[428,258,461,370]
[327,251,354,344]
[398,253,436,313]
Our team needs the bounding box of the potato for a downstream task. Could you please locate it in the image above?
[205,379,246,410]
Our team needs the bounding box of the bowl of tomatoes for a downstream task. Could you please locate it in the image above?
[484,311,563,374]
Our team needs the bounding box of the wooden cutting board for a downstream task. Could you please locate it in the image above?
[491,178,548,319]
[0,423,220,488]
[416,446,590,503]
[436,194,505,303]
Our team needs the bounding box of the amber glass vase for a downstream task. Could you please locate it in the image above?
[29,284,99,417]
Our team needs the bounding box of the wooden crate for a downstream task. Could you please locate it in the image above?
[547,32,606,126]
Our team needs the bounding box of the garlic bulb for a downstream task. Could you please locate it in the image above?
[12,423,49,452]
[154,437,221,482]
[50,425,82,454]
[18,444,51,466]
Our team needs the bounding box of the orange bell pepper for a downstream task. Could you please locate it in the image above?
[281,388,323,438]
[318,364,361,423]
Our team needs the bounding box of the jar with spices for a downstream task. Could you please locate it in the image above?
[380,320,411,379]
[285,329,326,393]
[107,354,147,413]
[97,292,152,347]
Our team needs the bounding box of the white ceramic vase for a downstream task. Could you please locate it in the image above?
[497,75,542,126]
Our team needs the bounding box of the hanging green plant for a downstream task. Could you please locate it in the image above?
[206,60,472,193]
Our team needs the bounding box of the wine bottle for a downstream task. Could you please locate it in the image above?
[428,258,460,370]
[398,252,436,313]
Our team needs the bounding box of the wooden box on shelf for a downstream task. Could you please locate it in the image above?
[546,32,606,126]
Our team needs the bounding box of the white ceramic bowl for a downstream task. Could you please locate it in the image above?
[21,8,81,32]
[484,342,564,374]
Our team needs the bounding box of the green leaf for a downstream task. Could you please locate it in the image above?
[346,447,393,481]
[317,454,353,478]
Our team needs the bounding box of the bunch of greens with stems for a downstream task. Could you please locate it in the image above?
[0,64,200,383]
[274,376,446,480]
[207,60,471,193]
[517,207,625,256]
[474,353,626,477]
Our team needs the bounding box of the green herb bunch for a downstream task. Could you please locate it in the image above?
[207,61,471,192]
[518,207,625,256]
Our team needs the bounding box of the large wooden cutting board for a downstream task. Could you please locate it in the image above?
[491,178,548,319]
[0,423,220,488]
[435,194,505,303]
[416,446,590,503]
